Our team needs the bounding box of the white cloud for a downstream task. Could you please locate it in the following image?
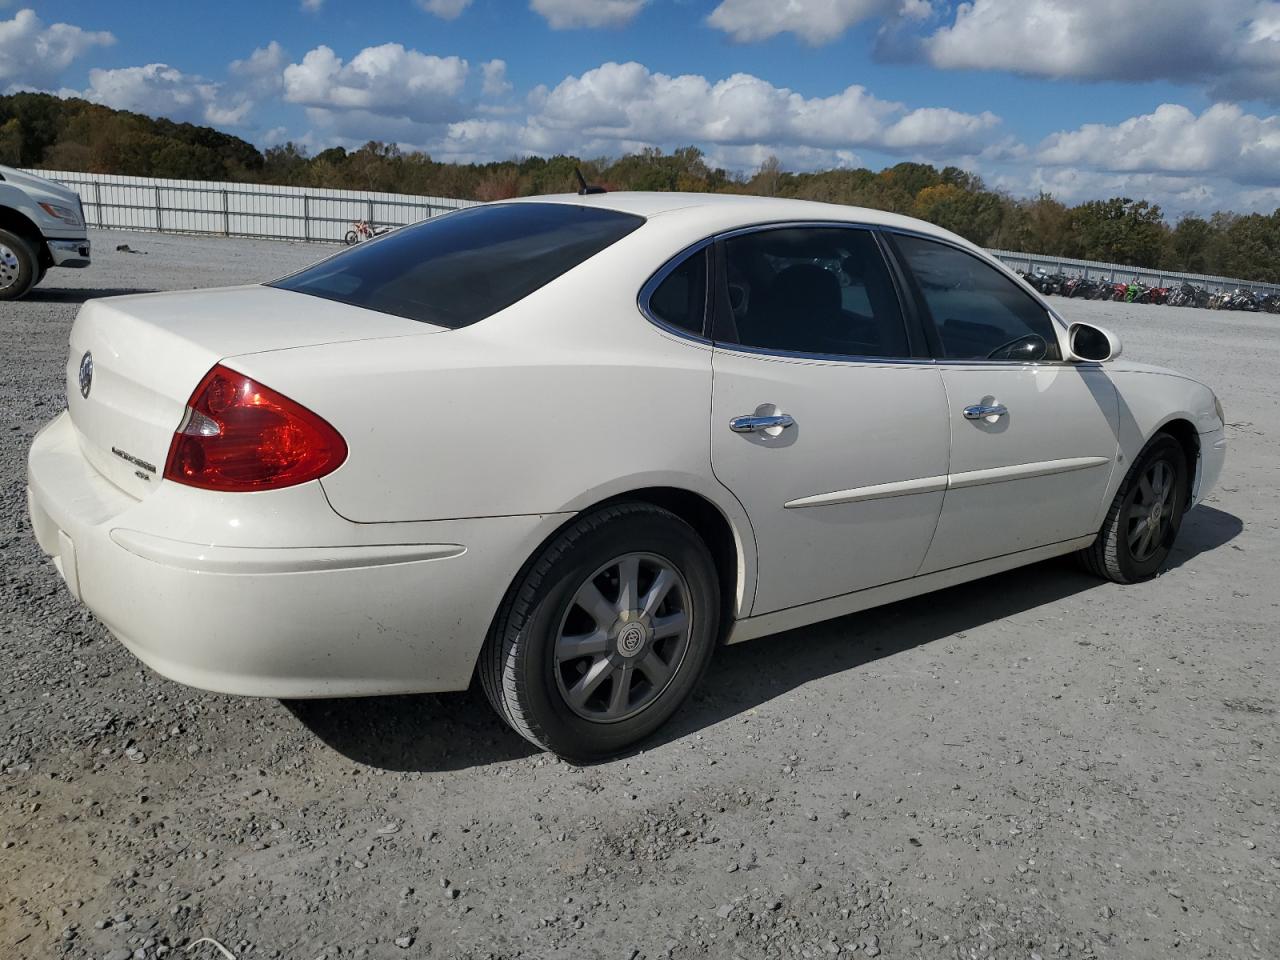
[708,0,927,45]
[317,59,1001,167]
[261,125,292,146]
[481,59,512,96]
[229,41,287,98]
[524,61,1000,155]
[993,165,1240,219]
[84,63,252,127]
[1037,103,1280,187]
[704,142,864,172]
[0,8,114,87]
[920,0,1280,103]
[417,0,472,19]
[300,0,323,11]
[881,106,999,150]
[282,43,469,124]
[530,0,648,30]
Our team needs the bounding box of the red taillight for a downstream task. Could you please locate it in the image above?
[164,364,347,492]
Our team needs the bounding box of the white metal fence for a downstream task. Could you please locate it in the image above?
[23,168,1280,294]
[24,169,478,243]
[988,248,1280,297]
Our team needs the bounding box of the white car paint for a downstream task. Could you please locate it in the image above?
[709,349,949,614]
[26,192,1226,699]
[918,363,1120,573]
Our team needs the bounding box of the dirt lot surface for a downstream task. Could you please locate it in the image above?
[1,231,1276,960]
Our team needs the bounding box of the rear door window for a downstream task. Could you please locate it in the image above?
[645,248,709,336]
[715,227,911,359]
[271,203,644,329]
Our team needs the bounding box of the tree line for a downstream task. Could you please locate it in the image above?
[3,91,1277,282]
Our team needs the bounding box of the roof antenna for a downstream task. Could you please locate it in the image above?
[575,167,607,195]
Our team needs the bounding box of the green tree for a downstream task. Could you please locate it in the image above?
[1069,197,1169,265]
[262,142,311,185]
[912,183,1006,245]
[0,118,21,165]
[1167,216,1214,273]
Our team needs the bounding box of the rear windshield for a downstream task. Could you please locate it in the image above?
[270,203,644,328]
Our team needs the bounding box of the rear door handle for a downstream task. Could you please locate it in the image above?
[730,413,795,433]
[963,403,1008,420]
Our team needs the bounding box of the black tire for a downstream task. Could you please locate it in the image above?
[0,229,38,301]
[343,230,359,245]
[1078,433,1189,583]
[479,502,720,760]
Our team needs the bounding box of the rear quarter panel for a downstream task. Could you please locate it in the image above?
[227,229,758,612]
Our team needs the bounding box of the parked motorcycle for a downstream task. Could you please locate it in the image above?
[1167,283,1208,307]
[1010,263,1271,311]
[343,220,392,245]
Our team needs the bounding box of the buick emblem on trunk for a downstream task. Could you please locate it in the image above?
[78,351,93,399]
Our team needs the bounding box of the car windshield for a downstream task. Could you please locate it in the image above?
[269,203,644,329]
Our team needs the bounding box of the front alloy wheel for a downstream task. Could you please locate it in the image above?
[1126,458,1177,563]
[1079,432,1189,583]
[480,503,719,760]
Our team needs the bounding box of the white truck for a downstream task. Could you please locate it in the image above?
[0,165,91,300]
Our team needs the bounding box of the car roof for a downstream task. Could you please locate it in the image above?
[505,191,978,253]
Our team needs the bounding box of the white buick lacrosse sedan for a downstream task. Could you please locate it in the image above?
[27,193,1226,758]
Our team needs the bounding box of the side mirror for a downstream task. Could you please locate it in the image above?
[1067,322,1122,362]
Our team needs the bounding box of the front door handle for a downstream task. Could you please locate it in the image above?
[730,413,796,433]
[963,403,1008,420]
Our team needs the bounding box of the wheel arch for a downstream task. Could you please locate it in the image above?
[484,483,755,663]
[592,486,747,643]
[0,206,49,265]
[1152,416,1200,510]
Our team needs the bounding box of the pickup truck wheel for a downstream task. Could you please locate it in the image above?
[0,229,38,301]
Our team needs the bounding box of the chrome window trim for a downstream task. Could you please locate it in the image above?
[638,220,925,364]
[708,341,937,367]
[636,236,717,343]
[636,218,1080,368]
[882,226,1079,368]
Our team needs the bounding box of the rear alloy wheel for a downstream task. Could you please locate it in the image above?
[0,229,38,301]
[1078,433,1189,583]
[480,503,719,760]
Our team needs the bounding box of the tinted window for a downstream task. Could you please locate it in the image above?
[271,203,644,329]
[893,234,1061,361]
[646,249,707,335]
[717,227,909,358]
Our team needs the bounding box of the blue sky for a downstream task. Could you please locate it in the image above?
[4,1,1279,215]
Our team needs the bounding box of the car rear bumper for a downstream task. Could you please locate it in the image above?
[27,411,561,698]
[47,238,91,268]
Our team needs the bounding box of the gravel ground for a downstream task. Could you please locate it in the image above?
[1,230,1276,960]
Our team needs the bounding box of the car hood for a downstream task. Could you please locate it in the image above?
[1107,359,1202,383]
[0,165,82,206]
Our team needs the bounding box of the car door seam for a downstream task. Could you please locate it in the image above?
[912,367,952,577]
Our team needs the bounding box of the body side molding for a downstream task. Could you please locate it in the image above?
[784,456,1111,510]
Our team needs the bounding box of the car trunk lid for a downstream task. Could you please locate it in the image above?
[65,285,437,499]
